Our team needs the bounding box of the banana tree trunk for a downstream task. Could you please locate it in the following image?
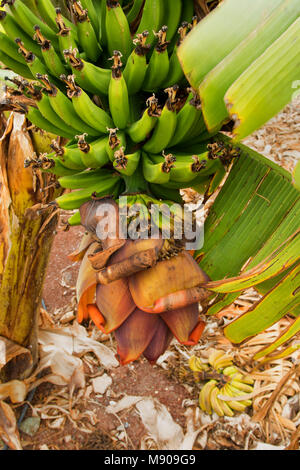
[0,112,60,381]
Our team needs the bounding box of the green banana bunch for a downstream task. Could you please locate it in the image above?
[0,0,229,221]
[188,351,255,417]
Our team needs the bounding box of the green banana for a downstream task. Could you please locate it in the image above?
[161,0,182,42]
[61,74,113,134]
[79,0,99,36]
[108,51,130,130]
[97,0,107,46]
[163,22,189,87]
[26,106,72,137]
[40,156,80,177]
[33,25,67,77]
[123,31,150,95]
[136,0,164,47]
[142,151,175,184]
[142,26,170,92]
[106,0,132,62]
[0,10,43,59]
[127,95,160,143]
[0,31,27,65]
[126,0,144,24]
[55,173,122,210]
[55,8,78,57]
[58,168,113,189]
[106,127,127,161]
[142,86,178,154]
[49,140,87,170]
[28,87,78,139]
[64,48,111,96]
[36,74,100,137]
[180,0,195,24]
[68,211,81,226]
[0,50,34,79]
[170,88,203,147]
[5,0,59,47]
[71,0,102,62]
[76,133,110,168]
[15,39,52,81]
[113,147,140,176]
[169,155,208,184]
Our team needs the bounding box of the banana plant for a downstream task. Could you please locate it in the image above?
[0,0,298,367]
[0,77,63,380]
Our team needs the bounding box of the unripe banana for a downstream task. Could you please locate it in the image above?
[106,0,133,62]
[123,31,150,95]
[55,8,78,57]
[161,0,182,42]
[113,147,141,176]
[58,168,113,189]
[76,133,110,168]
[106,127,127,162]
[127,95,160,143]
[64,48,111,95]
[0,49,34,80]
[142,26,170,92]
[108,51,130,130]
[71,0,102,62]
[61,74,113,134]
[142,86,178,154]
[68,210,81,226]
[142,151,175,184]
[49,140,86,170]
[33,25,67,77]
[136,0,164,47]
[36,74,100,137]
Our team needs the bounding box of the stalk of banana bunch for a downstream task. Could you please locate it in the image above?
[0,0,231,365]
[0,88,63,380]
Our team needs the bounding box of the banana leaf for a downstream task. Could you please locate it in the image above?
[196,134,300,346]
[178,0,300,140]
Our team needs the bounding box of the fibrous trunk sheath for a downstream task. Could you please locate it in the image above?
[0,112,59,381]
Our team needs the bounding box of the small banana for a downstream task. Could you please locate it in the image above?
[108,51,130,130]
[55,8,78,57]
[105,0,133,62]
[7,0,59,48]
[161,0,182,43]
[61,74,113,133]
[55,173,121,210]
[123,31,150,95]
[33,25,67,77]
[0,11,43,59]
[0,32,27,65]
[208,350,226,369]
[127,95,160,143]
[170,88,203,147]
[169,155,208,184]
[58,168,113,189]
[113,147,141,176]
[68,210,81,226]
[106,127,127,162]
[36,74,100,136]
[142,26,170,92]
[162,22,189,88]
[136,0,164,47]
[26,107,72,138]
[142,86,178,154]
[142,151,175,184]
[71,0,102,62]
[209,385,225,417]
[79,0,99,36]
[64,48,111,95]
[0,49,34,80]
[76,133,110,168]
[49,140,86,171]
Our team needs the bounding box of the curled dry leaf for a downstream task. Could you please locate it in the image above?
[0,400,22,450]
[0,379,28,403]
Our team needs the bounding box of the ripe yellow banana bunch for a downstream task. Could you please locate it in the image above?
[189,350,255,417]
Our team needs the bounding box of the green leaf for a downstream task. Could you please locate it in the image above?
[225,17,300,140]
[203,229,300,293]
[177,0,284,91]
[199,0,300,132]
[254,316,300,360]
[224,263,300,344]
[293,159,300,191]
